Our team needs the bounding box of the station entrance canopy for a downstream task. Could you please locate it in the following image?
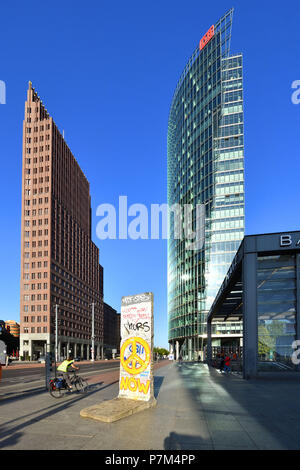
[207,231,300,379]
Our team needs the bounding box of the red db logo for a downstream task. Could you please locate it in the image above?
[199,25,215,51]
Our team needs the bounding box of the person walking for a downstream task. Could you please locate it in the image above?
[57,355,79,391]
[224,354,231,374]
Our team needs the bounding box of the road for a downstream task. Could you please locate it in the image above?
[0,360,120,390]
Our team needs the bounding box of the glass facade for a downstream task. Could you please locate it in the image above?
[167,9,245,359]
[257,254,297,371]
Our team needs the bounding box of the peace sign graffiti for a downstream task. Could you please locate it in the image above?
[120,337,151,375]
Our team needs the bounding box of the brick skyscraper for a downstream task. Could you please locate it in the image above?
[20,82,104,360]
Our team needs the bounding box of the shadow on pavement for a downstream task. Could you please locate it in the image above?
[0,386,46,402]
[164,431,209,450]
[177,362,300,450]
[154,376,164,399]
[0,379,112,449]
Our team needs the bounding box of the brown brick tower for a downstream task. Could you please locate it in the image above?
[20,82,104,361]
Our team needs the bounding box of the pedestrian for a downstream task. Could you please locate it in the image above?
[57,355,79,391]
[224,354,231,374]
[219,352,225,372]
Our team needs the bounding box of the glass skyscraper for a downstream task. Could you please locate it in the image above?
[167,8,245,359]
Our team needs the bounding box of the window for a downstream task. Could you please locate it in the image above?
[257,254,296,371]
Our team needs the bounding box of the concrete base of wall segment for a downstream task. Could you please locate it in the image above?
[80,396,157,423]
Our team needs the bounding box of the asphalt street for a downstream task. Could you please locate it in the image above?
[0,360,120,392]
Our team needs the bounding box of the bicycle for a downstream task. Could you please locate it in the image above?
[49,369,89,398]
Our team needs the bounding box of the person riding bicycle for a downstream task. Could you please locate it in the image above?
[57,355,79,391]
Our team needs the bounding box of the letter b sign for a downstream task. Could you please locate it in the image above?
[280,235,292,247]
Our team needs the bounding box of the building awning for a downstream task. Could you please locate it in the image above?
[208,246,243,323]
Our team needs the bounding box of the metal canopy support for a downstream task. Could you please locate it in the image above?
[242,253,258,379]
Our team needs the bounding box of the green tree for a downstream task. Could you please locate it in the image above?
[154,347,169,358]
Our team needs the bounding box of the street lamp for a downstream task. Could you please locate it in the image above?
[55,304,58,363]
[90,303,95,362]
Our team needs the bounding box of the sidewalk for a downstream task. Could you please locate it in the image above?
[1,362,300,450]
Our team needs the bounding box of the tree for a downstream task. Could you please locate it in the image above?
[154,347,170,358]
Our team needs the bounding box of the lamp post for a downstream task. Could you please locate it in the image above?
[55,304,59,363]
[91,302,95,362]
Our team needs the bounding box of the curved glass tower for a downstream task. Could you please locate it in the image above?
[167,8,245,360]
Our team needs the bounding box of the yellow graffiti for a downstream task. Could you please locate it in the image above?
[120,376,150,394]
[120,336,151,375]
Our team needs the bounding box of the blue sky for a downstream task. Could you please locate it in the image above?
[0,0,299,348]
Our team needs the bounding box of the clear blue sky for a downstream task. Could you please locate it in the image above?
[0,0,299,349]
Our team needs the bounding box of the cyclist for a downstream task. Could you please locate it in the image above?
[57,355,79,391]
